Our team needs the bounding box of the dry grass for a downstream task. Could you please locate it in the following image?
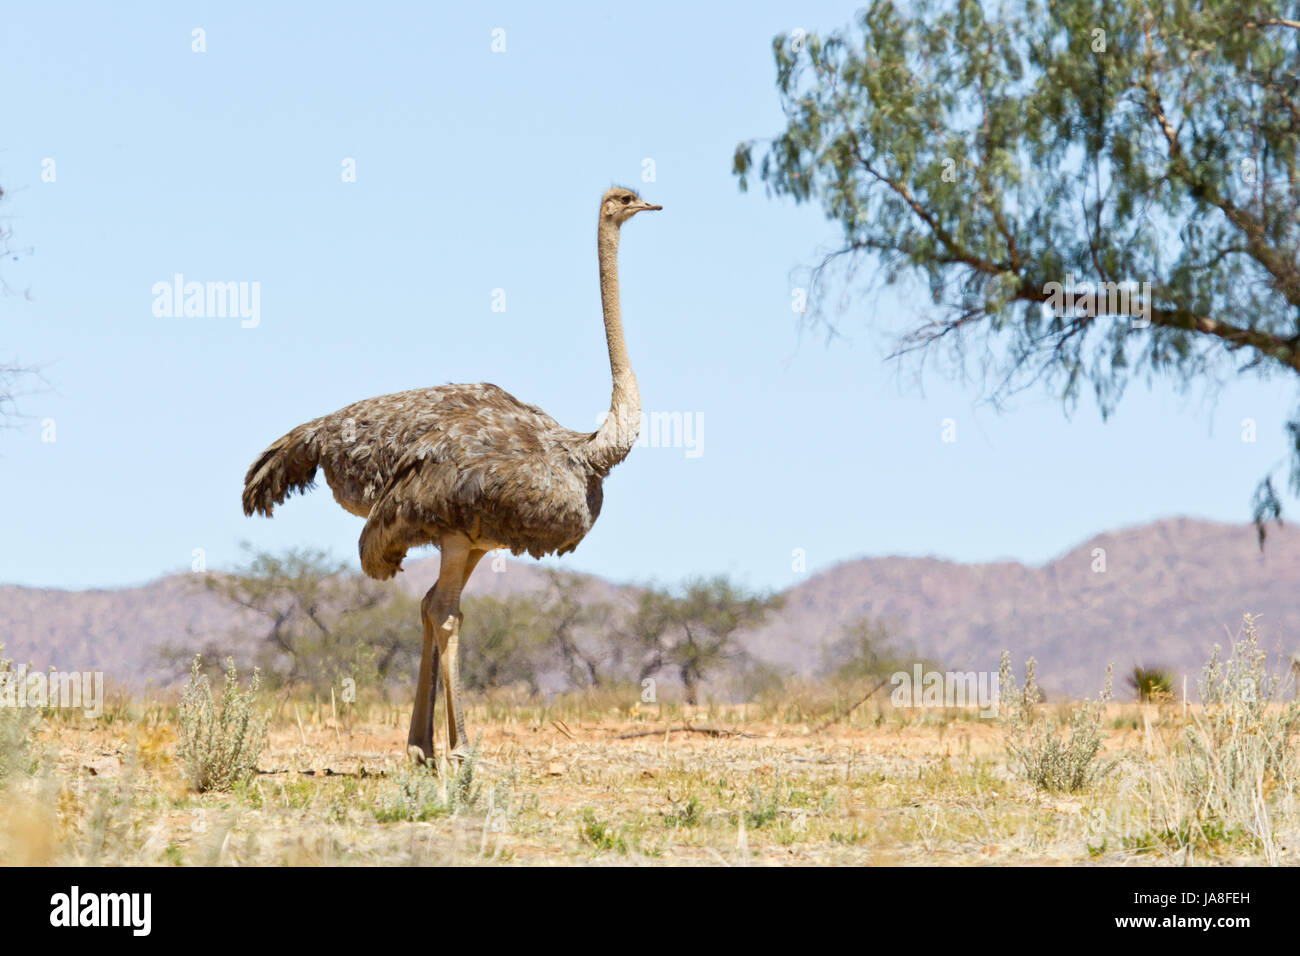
[3,677,1298,865]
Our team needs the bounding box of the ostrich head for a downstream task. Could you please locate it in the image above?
[601,186,662,225]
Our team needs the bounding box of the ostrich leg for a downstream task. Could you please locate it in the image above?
[420,642,439,756]
[408,539,470,763]
[439,546,486,764]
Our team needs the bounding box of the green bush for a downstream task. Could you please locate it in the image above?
[578,808,628,853]
[176,656,268,792]
[1181,615,1300,838]
[372,745,483,822]
[1127,666,1174,702]
[997,653,1116,793]
[1106,615,1300,862]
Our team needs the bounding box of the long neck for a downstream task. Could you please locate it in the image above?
[587,216,641,472]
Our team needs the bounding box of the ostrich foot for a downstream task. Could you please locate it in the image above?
[406,743,436,768]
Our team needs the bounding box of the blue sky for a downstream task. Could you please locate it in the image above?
[2,1,1295,592]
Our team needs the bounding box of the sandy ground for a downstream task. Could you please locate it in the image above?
[2,700,1262,866]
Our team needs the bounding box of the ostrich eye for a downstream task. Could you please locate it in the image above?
[621,195,631,204]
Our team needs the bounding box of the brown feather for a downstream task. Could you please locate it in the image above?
[242,383,610,579]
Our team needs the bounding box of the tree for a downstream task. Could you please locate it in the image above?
[735,0,1300,540]
[189,548,418,695]
[626,577,783,705]
[537,569,613,688]
[820,617,933,683]
[193,551,620,701]
[0,360,41,432]
[459,572,616,696]
[458,594,553,696]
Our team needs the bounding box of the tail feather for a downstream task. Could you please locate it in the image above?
[242,427,321,517]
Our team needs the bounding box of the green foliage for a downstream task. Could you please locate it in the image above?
[1121,818,1247,856]
[176,656,269,793]
[194,550,788,703]
[578,808,628,853]
[725,657,790,702]
[746,783,782,829]
[372,746,483,822]
[627,577,783,704]
[435,570,619,696]
[662,794,703,828]
[997,652,1115,792]
[540,569,613,688]
[458,595,552,695]
[180,546,419,696]
[736,0,1300,531]
[820,617,935,683]
[371,763,448,823]
[194,550,623,700]
[1127,665,1174,702]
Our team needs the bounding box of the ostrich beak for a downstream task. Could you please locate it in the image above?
[636,200,663,212]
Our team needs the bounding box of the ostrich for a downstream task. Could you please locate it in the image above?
[241,186,661,765]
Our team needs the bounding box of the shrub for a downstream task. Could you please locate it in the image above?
[372,746,483,822]
[1127,666,1174,702]
[1179,615,1300,848]
[1104,615,1300,862]
[997,653,1116,793]
[176,656,269,792]
[0,650,37,783]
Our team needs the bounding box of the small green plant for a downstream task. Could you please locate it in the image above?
[997,653,1116,793]
[447,745,483,811]
[578,808,628,853]
[662,794,703,828]
[1121,820,1249,856]
[746,779,783,828]
[373,763,447,822]
[325,778,359,825]
[176,656,269,793]
[372,747,483,823]
[1127,666,1174,702]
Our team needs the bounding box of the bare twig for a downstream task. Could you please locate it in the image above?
[613,724,756,740]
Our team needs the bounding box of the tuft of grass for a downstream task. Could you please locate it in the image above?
[745,770,803,829]
[1121,819,1248,856]
[997,653,1116,793]
[662,794,703,828]
[578,808,628,853]
[176,656,269,793]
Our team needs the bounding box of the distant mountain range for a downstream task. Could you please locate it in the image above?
[2,518,1296,696]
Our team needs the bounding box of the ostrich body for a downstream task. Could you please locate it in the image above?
[241,187,660,763]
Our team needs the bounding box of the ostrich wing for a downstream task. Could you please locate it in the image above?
[357,390,604,579]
